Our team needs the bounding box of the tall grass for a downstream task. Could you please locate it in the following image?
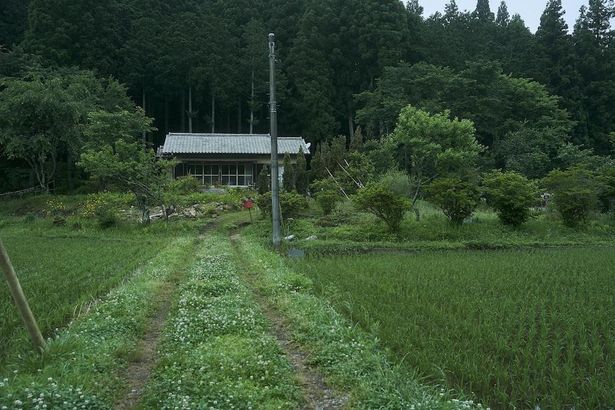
[294,247,615,409]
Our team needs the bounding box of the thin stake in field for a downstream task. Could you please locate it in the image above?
[0,240,46,352]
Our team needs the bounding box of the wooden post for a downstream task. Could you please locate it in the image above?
[0,240,46,352]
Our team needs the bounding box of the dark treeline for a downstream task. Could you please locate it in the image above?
[1,0,614,191]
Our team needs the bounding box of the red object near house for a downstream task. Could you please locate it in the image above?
[243,198,254,209]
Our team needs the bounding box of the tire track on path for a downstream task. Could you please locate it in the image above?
[230,232,349,410]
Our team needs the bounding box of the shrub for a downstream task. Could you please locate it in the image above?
[427,178,480,225]
[354,183,409,232]
[311,178,341,215]
[282,153,295,192]
[257,166,270,194]
[544,167,603,227]
[257,192,308,219]
[295,148,308,195]
[95,205,119,228]
[280,192,308,219]
[336,152,375,195]
[167,176,201,194]
[80,193,131,218]
[483,170,538,226]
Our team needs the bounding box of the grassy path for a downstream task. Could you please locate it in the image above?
[140,233,305,408]
[230,233,349,409]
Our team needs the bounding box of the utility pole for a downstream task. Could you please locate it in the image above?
[269,33,281,250]
[188,86,193,133]
[142,89,147,147]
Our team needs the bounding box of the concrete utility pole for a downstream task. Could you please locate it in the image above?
[0,240,45,352]
[269,33,281,250]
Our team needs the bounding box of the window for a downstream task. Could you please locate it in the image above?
[182,162,254,186]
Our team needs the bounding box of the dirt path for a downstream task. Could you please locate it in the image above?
[230,234,349,410]
[114,276,177,410]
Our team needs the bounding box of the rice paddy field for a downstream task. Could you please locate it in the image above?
[293,247,615,409]
[0,227,166,370]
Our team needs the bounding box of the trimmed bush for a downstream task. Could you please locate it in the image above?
[544,167,603,227]
[483,170,537,226]
[256,166,270,194]
[256,192,308,219]
[354,183,409,232]
[427,178,480,225]
[311,178,341,215]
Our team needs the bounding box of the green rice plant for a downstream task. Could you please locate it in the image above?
[0,235,166,369]
[293,248,615,409]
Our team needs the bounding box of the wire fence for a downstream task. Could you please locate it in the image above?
[0,186,45,200]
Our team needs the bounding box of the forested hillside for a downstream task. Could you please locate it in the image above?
[1,0,614,191]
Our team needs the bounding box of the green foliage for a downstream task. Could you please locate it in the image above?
[294,148,308,195]
[256,165,270,195]
[544,167,603,226]
[255,193,271,217]
[354,183,409,232]
[391,105,482,210]
[256,192,308,220]
[166,176,201,195]
[483,171,538,226]
[311,178,341,215]
[280,192,308,219]
[357,62,572,152]
[94,205,119,228]
[282,153,295,192]
[598,167,615,212]
[337,151,375,195]
[4,0,615,195]
[309,136,348,182]
[361,139,397,176]
[392,106,481,178]
[296,248,615,409]
[427,178,481,225]
[78,139,172,223]
[379,169,412,197]
[0,68,152,191]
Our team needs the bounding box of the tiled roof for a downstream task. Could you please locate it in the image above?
[161,133,310,155]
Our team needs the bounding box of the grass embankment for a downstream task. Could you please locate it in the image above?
[234,224,481,409]
[293,248,615,409]
[0,237,197,408]
[257,200,615,254]
[141,236,304,409]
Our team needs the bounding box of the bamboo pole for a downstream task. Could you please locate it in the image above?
[0,240,46,352]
